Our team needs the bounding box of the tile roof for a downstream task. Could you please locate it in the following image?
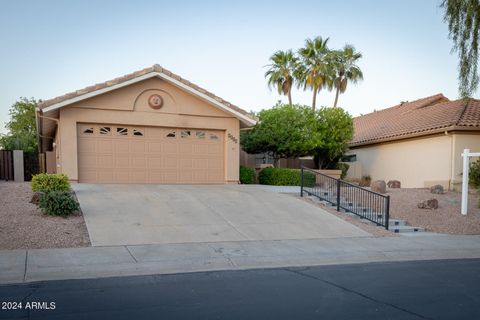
[351,94,480,147]
[38,64,255,122]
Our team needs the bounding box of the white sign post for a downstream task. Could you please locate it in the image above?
[461,149,480,215]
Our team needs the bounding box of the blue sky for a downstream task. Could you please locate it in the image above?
[0,0,461,133]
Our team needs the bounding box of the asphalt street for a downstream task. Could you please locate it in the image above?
[1,259,480,320]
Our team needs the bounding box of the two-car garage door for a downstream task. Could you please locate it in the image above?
[77,124,224,183]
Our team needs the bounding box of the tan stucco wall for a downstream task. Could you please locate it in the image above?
[349,134,453,188]
[57,77,240,183]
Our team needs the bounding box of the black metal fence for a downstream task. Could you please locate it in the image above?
[301,167,390,229]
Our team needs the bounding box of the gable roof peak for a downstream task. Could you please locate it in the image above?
[37,65,256,126]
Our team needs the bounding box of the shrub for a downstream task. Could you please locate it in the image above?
[240,166,256,184]
[469,159,480,188]
[258,167,315,187]
[32,173,71,193]
[38,191,79,216]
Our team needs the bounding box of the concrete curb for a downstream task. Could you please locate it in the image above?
[1,235,480,284]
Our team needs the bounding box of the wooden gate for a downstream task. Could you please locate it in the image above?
[24,152,40,181]
[0,150,14,181]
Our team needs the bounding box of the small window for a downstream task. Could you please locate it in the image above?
[166,131,176,138]
[99,127,111,135]
[83,127,94,134]
[181,130,191,138]
[196,131,205,139]
[341,154,357,162]
[133,129,144,136]
[116,127,128,136]
[209,133,219,140]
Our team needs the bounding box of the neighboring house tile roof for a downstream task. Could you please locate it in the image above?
[351,94,480,147]
[38,64,256,122]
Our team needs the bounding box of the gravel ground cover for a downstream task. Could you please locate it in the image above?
[388,188,480,235]
[301,187,480,235]
[0,182,91,250]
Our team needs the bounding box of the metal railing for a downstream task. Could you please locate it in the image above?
[301,167,390,230]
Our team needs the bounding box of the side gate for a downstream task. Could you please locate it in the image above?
[0,150,14,181]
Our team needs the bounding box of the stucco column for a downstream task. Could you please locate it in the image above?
[13,150,24,182]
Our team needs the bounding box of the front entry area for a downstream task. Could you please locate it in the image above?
[77,124,225,184]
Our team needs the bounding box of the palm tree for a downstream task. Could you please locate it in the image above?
[297,36,334,110]
[265,50,298,105]
[332,45,363,108]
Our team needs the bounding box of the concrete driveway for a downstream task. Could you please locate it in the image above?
[73,184,369,246]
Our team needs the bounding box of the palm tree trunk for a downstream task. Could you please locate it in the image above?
[287,90,292,106]
[333,87,340,108]
[312,89,317,111]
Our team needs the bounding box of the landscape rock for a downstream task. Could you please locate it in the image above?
[387,180,401,188]
[417,198,439,210]
[30,192,42,205]
[371,180,387,194]
[430,184,444,194]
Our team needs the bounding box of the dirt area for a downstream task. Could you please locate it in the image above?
[0,182,91,250]
[299,196,395,237]
[388,188,480,235]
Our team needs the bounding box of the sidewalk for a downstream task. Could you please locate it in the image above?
[2,234,480,284]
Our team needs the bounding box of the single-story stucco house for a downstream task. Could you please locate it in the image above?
[36,65,256,184]
[346,93,480,190]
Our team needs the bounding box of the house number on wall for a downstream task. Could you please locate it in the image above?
[148,94,163,109]
[228,133,238,144]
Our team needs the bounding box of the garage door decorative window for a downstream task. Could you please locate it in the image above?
[133,128,144,136]
[116,127,128,136]
[100,127,111,135]
[196,131,205,139]
[209,133,219,140]
[82,127,94,135]
[181,130,191,138]
[166,131,176,138]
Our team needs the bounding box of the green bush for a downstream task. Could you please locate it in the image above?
[240,166,256,184]
[469,159,480,188]
[258,168,315,187]
[32,173,71,192]
[38,191,79,216]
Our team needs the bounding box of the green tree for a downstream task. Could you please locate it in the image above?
[241,103,318,167]
[332,45,363,108]
[297,36,334,110]
[442,0,480,98]
[313,107,354,168]
[265,50,298,105]
[0,98,39,152]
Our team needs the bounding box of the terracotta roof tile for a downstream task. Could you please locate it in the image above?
[38,65,255,122]
[351,94,480,146]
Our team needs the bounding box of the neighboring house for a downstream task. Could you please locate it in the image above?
[347,94,480,190]
[36,65,256,184]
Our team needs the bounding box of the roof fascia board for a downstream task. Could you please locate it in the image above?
[348,125,480,148]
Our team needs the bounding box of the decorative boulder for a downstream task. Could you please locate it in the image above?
[30,192,42,205]
[417,198,439,210]
[371,180,387,194]
[387,180,401,188]
[430,184,444,194]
